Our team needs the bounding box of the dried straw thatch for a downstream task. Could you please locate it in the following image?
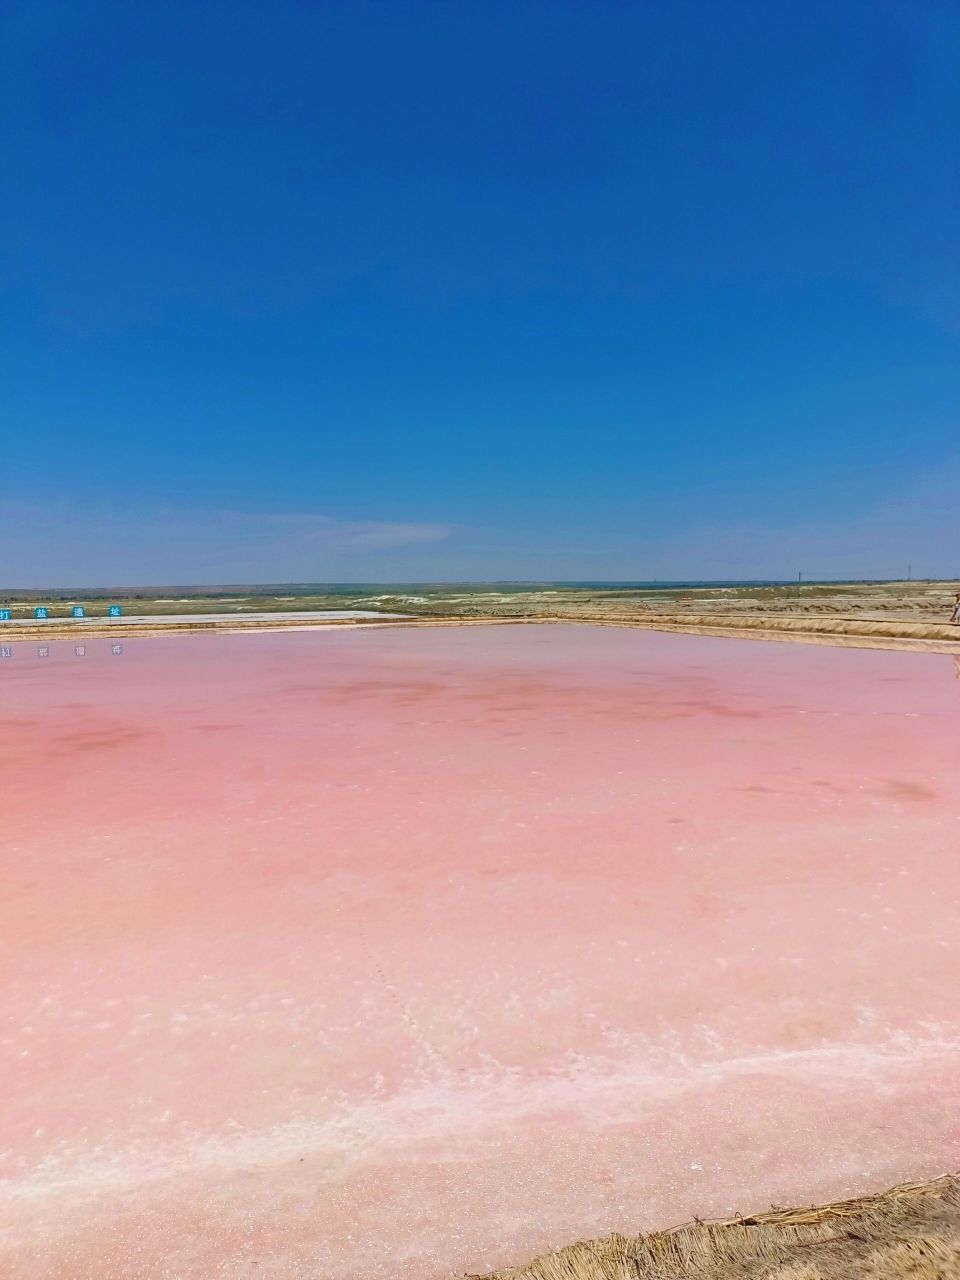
[470,1175,960,1280]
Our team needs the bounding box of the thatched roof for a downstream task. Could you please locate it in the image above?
[471,1175,960,1280]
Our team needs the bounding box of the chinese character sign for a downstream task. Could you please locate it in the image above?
[72,606,85,618]
[35,607,48,620]
[108,605,122,618]
[0,609,10,622]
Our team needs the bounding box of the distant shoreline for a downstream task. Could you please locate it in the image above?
[1,577,957,599]
[3,580,959,655]
[2,608,958,657]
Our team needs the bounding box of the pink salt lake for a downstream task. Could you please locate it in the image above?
[1,624,958,1279]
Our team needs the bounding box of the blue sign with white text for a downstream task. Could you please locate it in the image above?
[35,607,48,620]
[108,605,122,617]
[72,606,85,618]
[0,609,10,622]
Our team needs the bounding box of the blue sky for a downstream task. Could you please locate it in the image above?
[2,0,959,585]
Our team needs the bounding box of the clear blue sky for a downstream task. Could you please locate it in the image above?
[3,0,959,585]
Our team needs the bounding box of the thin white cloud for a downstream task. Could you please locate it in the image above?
[0,502,453,586]
[206,510,453,550]
[642,455,960,581]
[2,456,957,586]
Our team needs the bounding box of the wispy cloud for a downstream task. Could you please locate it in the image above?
[2,456,957,587]
[640,456,960,581]
[0,502,453,587]
[213,511,453,550]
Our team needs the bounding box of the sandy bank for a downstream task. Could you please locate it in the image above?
[4,608,959,654]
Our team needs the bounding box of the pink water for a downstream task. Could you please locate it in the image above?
[1,625,958,1278]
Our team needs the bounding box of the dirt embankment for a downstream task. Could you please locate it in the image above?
[3,582,959,654]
